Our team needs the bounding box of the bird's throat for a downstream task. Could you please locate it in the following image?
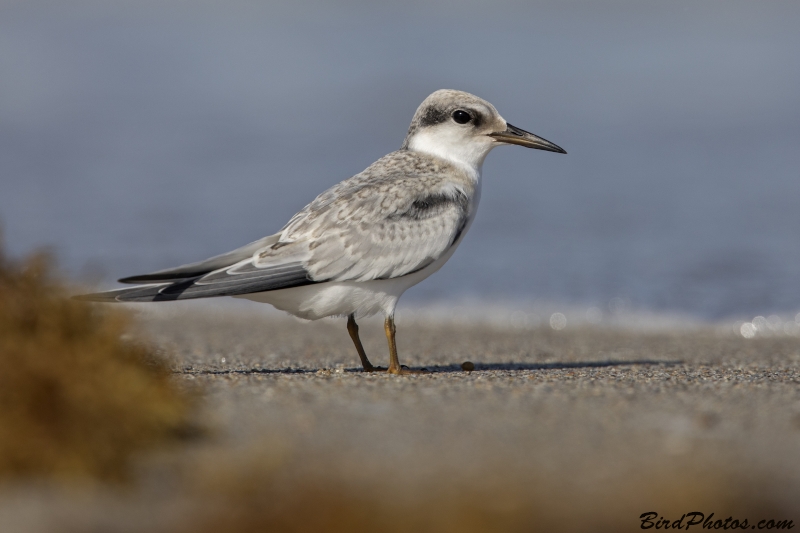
[406,129,491,179]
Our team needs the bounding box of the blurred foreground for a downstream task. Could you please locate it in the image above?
[0,248,195,482]
[2,286,798,530]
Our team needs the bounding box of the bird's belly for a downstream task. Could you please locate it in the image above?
[234,277,407,320]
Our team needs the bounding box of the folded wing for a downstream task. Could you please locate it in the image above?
[75,260,313,302]
[273,175,470,282]
[76,151,473,303]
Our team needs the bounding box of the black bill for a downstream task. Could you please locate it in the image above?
[489,123,567,154]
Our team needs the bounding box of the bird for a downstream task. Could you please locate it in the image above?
[76,89,566,374]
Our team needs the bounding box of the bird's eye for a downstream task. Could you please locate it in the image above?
[452,110,472,124]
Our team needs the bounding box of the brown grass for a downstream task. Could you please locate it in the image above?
[0,245,197,482]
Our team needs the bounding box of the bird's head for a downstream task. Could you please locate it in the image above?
[402,89,565,173]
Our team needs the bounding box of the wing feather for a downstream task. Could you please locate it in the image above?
[76,260,312,302]
[79,150,476,303]
[261,151,475,283]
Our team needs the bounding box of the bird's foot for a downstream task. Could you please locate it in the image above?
[361,363,429,374]
[387,364,429,375]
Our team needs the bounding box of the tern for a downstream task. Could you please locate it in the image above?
[78,90,566,374]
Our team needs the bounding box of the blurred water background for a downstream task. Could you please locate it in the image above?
[2,0,799,323]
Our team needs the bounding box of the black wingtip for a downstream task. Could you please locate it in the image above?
[118,275,145,284]
[118,273,194,284]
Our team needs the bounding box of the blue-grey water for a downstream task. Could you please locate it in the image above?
[2,1,800,321]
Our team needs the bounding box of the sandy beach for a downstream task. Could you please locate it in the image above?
[3,305,798,532]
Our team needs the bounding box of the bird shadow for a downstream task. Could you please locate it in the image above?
[419,359,681,373]
[177,359,681,376]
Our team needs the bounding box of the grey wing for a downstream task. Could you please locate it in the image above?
[118,233,281,283]
[259,176,472,282]
[79,151,473,302]
[76,257,313,302]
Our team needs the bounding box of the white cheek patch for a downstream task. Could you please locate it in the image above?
[408,126,495,176]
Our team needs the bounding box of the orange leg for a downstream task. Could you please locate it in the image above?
[347,314,384,372]
[384,315,425,375]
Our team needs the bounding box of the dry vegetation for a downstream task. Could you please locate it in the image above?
[0,245,196,482]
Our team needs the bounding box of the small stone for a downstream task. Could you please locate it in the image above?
[461,361,475,372]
